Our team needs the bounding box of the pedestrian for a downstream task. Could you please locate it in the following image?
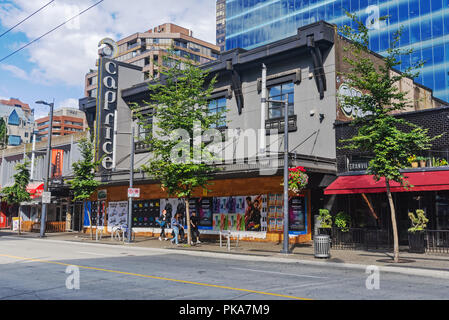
[190,211,201,245]
[157,209,168,241]
[170,213,180,245]
[178,213,186,243]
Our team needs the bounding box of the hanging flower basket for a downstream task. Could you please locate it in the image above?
[287,166,309,194]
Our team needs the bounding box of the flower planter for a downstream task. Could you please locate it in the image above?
[411,162,419,168]
[419,160,426,168]
[408,231,425,254]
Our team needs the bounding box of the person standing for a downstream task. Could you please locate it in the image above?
[190,211,201,245]
[157,209,168,241]
[170,213,180,245]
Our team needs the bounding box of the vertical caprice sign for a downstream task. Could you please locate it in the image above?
[96,38,119,173]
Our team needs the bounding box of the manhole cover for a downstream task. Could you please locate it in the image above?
[377,258,415,264]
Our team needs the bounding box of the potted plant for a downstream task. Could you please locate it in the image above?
[318,209,332,236]
[335,211,351,232]
[408,209,428,254]
[408,155,418,168]
[416,156,426,168]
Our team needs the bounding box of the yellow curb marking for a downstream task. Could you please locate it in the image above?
[0,253,311,300]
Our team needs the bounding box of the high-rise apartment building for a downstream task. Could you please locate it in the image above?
[84,23,220,98]
[222,0,449,102]
[216,0,227,51]
[35,108,87,141]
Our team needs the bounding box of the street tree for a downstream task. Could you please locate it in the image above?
[2,161,31,234]
[0,118,7,150]
[67,137,101,240]
[338,14,442,262]
[133,50,226,245]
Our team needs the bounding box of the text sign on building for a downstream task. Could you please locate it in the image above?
[42,192,51,204]
[95,57,118,172]
[128,188,140,198]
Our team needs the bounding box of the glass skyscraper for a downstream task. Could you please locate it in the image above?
[223,0,449,102]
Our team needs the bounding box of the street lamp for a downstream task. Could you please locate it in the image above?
[35,99,54,238]
[265,98,290,254]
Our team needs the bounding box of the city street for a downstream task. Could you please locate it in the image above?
[1,236,448,300]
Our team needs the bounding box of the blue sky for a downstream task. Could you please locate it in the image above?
[0,0,216,119]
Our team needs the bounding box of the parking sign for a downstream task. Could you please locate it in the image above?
[127,188,140,198]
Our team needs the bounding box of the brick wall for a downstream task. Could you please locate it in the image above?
[335,107,449,172]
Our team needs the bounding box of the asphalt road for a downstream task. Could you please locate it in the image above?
[0,236,448,300]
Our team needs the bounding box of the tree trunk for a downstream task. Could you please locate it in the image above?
[385,179,399,263]
[185,198,191,246]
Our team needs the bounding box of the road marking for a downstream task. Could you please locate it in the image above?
[229,267,328,279]
[77,251,111,256]
[0,253,311,300]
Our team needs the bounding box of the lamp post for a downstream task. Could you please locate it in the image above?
[35,99,54,238]
[265,98,290,254]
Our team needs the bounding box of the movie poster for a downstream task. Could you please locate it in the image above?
[289,196,306,232]
[108,201,128,227]
[189,197,213,227]
[243,195,267,231]
[160,198,186,225]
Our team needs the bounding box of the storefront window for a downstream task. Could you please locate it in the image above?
[436,191,449,230]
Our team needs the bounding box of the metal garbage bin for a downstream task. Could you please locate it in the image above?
[314,234,331,259]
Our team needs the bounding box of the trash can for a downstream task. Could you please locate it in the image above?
[314,234,331,259]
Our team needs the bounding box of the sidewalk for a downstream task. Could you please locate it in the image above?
[2,229,449,273]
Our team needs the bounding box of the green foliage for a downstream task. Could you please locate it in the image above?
[338,13,442,187]
[408,209,428,233]
[318,209,332,228]
[67,137,101,202]
[0,118,6,150]
[334,211,351,232]
[2,161,31,205]
[132,49,228,199]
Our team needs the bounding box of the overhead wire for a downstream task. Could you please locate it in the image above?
[0,0,56,39]
[0,0,104,63]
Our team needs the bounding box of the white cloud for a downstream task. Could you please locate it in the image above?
[58,98,79,109]
[1,63,30,81]
[0,0,217,87]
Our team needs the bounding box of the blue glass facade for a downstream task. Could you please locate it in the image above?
[225,0,449,102]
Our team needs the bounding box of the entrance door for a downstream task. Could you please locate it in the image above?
[73,203,83,232]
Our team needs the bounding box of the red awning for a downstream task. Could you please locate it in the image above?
[324,170,449,195]
[26,182,44,199]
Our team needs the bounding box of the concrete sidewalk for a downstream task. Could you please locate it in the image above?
[2,229,449,273]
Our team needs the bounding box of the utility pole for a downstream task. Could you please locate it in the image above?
[282,98,289,254]
[127,126,134,243]
[262,65,290,254]
[35,100,54,238]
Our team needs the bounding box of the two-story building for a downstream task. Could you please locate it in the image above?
[77,21,447,244]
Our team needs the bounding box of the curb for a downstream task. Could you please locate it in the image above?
[3,235,449,280]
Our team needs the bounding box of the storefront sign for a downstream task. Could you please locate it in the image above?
[95,56,118,172]
[98,189,107,200]
[51,149,64,177]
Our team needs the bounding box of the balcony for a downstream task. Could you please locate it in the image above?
[338,150,449,173]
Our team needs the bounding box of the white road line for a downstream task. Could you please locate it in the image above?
[77,251,111,256]
[229,267,328,279]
